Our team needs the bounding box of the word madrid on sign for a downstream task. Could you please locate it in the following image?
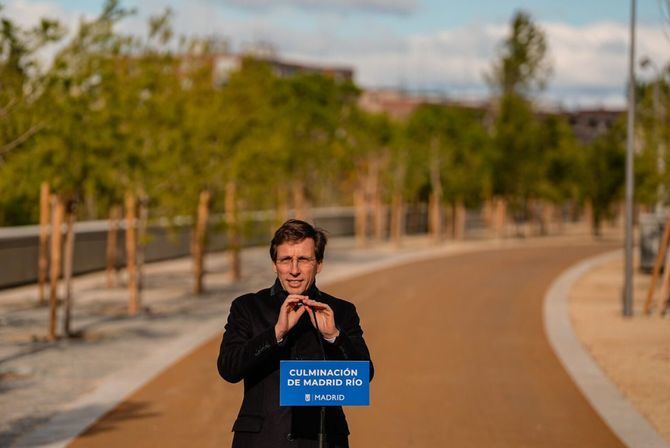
[280,360,370,406]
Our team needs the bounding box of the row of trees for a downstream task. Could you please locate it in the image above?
[0,3,668,327]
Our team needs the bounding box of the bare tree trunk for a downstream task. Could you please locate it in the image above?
[48,195,64,341]
[137,194,149,292]
[373,178,388,242]
[428,144,443,240]
[481,198,493,234]
[367,155,386,242]
[62,200,76,337]
[38,182,50,306]
[584,200,594,235]
[193,190,211,295]
[428,193,441,240]
[541,202,554,236]
[374,200,387,242]
[557,203,566,234]
[389,154,407,248]
[125,192,139,316]
[292,179,310,221]
[226,181,241,281]
[275,187,289,227]
[84,190,98,220]
[106,205,121,288]
[494,197,507,238]
[454,201,466,240]
[354,185,367,248]
[390,192,405,248]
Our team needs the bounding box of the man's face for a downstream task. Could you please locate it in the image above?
[272,238,322,295]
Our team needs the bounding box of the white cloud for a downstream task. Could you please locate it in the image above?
[545,21,668,89]
[220,0,418,15]
[2,0,95,71]
[270,20,669,108]
[4,0,669,108]
[3,0,80,31]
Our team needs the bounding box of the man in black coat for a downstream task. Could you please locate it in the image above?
[217,219,374,448]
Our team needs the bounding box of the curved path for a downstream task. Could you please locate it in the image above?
[69,244,624,447]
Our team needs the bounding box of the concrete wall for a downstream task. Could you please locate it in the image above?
[0,206,430,289]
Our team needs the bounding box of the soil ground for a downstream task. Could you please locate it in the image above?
[570,256,670,443]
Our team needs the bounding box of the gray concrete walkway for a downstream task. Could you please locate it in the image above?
[1,235,497,446]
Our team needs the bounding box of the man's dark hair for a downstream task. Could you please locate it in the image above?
[270,219,328,263]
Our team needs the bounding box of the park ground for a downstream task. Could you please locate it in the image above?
[0,230,668,447]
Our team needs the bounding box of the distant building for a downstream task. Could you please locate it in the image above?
[359,88,624,145]
[563,109,624,145]
[359,89,430,119]
[211,53,354,85]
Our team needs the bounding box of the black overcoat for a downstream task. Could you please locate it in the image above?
[217,280,374,448]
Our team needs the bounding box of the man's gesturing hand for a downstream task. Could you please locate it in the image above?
[275,295,307,342]
[302,298,340,340]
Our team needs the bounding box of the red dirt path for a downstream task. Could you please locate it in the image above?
[69,243,624,447]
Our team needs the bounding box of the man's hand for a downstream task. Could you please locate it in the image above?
[302,298,340,340]
[275,295,307,342]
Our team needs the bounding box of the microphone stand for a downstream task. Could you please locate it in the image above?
[312,303,328,448]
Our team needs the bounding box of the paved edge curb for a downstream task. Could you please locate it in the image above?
[543,249,669,448]
[13,319,225,448]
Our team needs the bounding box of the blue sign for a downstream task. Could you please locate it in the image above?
[280,360,370,406]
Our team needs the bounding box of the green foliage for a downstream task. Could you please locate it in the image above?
[635,65,670,207]
[582,120,626,234]
[486,10,551,97]
[0,6,65,223]
[407,103,491,206]
[485,9,588,220]
[535,114,583,203]
[0,1,654,236]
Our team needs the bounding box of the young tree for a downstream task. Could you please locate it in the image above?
[0,9,64,225]
[486,10,553,230]
[635,66,670,209]
[582,121,626,236]
[486,10,551,98]
[406,104,490,240]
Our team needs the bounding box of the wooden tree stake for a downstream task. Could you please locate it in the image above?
[106,205,121,288]
[541,202,554,235]
[38,182,50,305]
[62,200,76,337]
[494,198,507,238]
[661,295,670,316]
[125,192,139,316]
[292,179,309,221]
[454,201,466,240]
[644,216,670,314]
[275,188,289,228]
[368,155,386,242]
[390,192,404,248]
[137,194,149,292]
[428,192,442,240]
[584,200,594,235]
[193,190,211,294]
[48,195,64,341]
[354,187,367,248]
[226,181,241,281]
[428,142,443,241]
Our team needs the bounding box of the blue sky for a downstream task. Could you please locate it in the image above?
[4,0,669,108]
[52,0,665,27]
